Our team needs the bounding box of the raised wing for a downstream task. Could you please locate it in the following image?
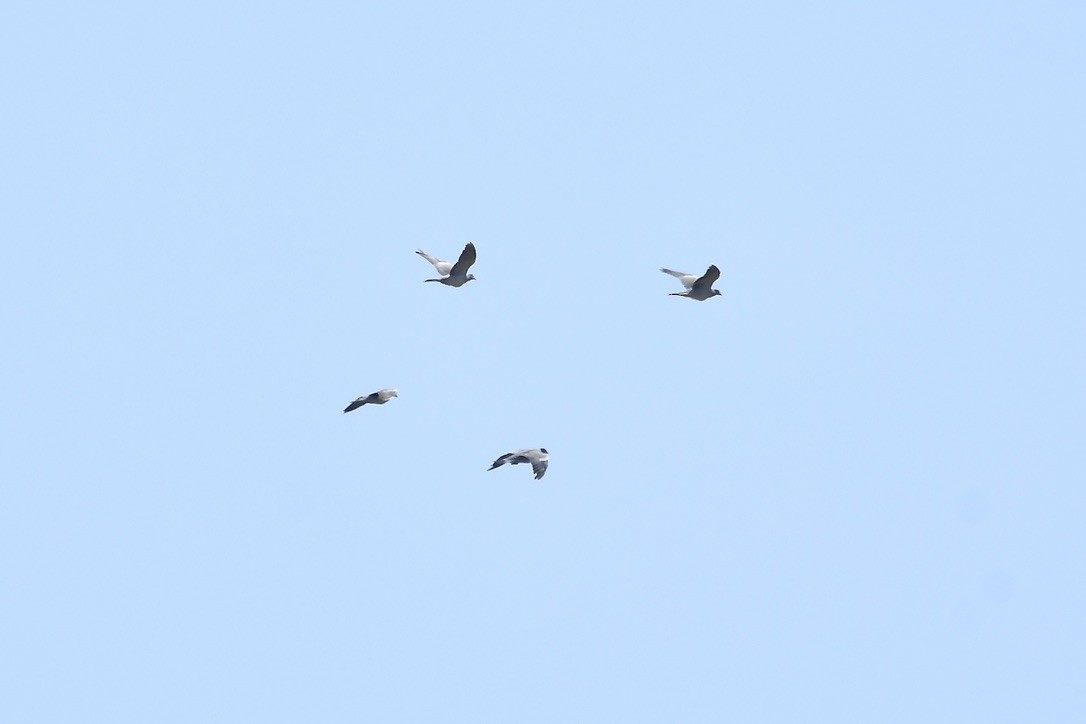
[660,268,690,279]
[488,452,514,470]
[416,250,452,276]
[691,264,720,292]
[449,242,477,277]
[661,268,696,289]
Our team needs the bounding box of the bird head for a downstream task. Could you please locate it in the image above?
[540,448,549,454]
[712,289,722,297]
[388,389,399,397]
[466,274,476,282]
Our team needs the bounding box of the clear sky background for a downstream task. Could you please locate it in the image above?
[2,1,1084,721]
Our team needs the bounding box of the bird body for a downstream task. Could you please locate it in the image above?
[416,243,477,287]
[661,264,722,301]
[343,388,398,413]
[488,448,549,480]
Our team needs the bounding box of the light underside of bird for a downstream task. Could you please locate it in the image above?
[488,448,549,480]
[416,242,477,287]
[343,388,398,413]
[661,264,722,301]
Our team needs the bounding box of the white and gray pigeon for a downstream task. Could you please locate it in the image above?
[661,264,722,301]
[488,448,549,480]
[416,243,477,287]
[343,388,398,413]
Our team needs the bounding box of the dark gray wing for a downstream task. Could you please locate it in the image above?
[450,242,477,276]
[488,452,513,470]
[343,392,378,413]
[691,264,720,292]
[531,457,548,480]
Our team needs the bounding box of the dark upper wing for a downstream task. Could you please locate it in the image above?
[343,392,377,413]
[488,452,513,470]
[450,242,477,276]
[692,264,720,291]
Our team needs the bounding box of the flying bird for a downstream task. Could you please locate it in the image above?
[343,388,398,413]
[661,265,722,301]
[416,243,477,287]
[488,448,549,480]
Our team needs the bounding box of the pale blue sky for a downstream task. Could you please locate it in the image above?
[2,1,1084,721]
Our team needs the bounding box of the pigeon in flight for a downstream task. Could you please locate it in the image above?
[488,448,549,480]
[343,388,398,413]
[416,243,477,287]
[661,265,722,301]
